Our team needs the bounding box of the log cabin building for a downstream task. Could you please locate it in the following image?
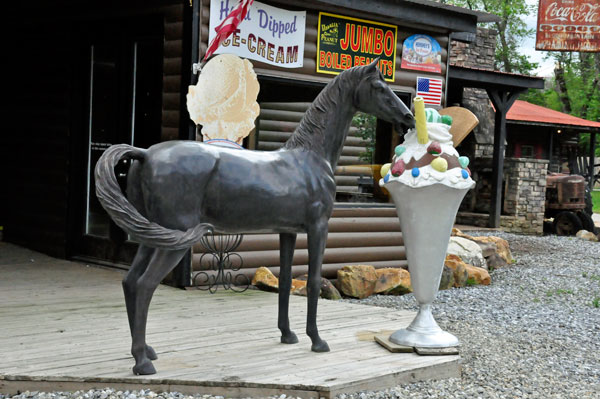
[5,0,496,285]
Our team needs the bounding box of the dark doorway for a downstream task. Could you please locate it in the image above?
[69,18,164,265]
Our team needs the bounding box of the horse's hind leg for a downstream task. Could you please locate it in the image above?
[306,219,330,352]
[122,245,158,360]
[130,247,189,375]
[278,233,298,344]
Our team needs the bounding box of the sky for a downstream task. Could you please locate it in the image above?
[519,0,555,77]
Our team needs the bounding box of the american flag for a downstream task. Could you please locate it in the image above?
[203,0,254,61]
[416,77,443,105]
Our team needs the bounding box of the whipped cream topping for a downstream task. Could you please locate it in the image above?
[381,122,475,189]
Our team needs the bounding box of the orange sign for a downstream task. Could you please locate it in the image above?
[536,0,600,52]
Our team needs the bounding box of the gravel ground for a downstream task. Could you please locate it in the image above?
[2,232,599,399]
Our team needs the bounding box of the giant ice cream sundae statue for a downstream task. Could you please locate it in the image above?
[380,97,475,348]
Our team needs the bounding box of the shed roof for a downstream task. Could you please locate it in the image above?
[302,0,498,33]
[507,100,600,130]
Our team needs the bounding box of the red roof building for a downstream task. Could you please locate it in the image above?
[503,100,599,180]
[507,100,600,130]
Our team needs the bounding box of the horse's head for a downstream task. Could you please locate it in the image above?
[353,59,415,135]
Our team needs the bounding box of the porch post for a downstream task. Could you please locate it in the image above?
[589,131,597,190]
[486,89,523,228]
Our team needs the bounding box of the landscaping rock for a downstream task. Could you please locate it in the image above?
[486,252,509,269]
[474,240,497,258]
[443,254,469,287]
[251,267,279,292]
[439,265,455,290]
[374,268,412,295]
[290,279,307,294]
[468,235,514,264]
[337,265,378,299]
[295,275,342,300]
[453,228,514,266]
[464,264,491,285]
[447,236,487,269]
[576,229,598,242]
[252,267,320,296]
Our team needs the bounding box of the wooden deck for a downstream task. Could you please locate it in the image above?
[0,242,459,398]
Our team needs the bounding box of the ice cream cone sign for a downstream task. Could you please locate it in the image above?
[438,107,479,147]
[186,54,260,145]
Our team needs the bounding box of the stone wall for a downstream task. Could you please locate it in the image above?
[450,28,497,157]
[449,28,497,70]
[457,158,549,235]
[501,158,549,235]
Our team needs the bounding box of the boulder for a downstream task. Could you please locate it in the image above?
[252,268,334,297]
[443,254,469,287]
[464,264,491,285]
[468,236,514,264]
[290,279,307,294]
[452,228,513,266]
[251,267,279,292]
[374,268,412,295]
[447,236,487,269]
[576,230,599,242]
[438,265,455,291]
[474,240,497,258]
[295,275,342,300]
[486,252,509,269]
[337,265,378,299]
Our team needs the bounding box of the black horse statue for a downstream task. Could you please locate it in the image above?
[95,59,414,375]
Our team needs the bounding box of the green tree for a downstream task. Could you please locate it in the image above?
[442,0,538,73]
[353,112,377,163]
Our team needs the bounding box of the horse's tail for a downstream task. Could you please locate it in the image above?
[94,144,213,250]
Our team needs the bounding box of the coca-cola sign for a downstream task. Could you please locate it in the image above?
[536,0,600,51]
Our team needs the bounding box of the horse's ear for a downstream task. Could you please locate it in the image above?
[365,58,380,74]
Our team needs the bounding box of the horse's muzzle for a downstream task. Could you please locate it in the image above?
[395,113,415,134]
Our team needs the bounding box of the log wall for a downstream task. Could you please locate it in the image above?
[192,207,407,280]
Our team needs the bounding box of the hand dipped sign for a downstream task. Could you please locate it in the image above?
[208,0,306,68]
[317,12,397,82]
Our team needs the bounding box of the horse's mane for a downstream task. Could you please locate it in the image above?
[283,66,367,152]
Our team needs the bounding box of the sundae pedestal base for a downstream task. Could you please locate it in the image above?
[384,183,470,350]
[389,304,459,348]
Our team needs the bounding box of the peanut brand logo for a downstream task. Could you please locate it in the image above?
[320,22,339,45]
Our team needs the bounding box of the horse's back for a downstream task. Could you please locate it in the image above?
[127,141,335,233]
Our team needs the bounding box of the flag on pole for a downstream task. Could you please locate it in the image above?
[416,77,443,105]
[203,0,254,61]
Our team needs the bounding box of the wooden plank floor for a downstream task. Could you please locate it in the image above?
[0,242,459,398]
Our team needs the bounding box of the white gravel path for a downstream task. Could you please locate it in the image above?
[2,232,599,399]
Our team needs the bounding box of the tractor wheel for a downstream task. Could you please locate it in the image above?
[577,211,596,234]
[553,211,583,236]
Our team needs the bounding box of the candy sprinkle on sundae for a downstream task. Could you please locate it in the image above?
[380,96,475,190]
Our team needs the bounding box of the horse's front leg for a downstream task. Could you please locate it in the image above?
[278,233,298,344]
[131,248,188,375]
[306,219,330,352]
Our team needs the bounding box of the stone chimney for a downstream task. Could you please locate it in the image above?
[450,28,497,159]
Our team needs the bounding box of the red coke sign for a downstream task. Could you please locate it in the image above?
[536,0,600,51]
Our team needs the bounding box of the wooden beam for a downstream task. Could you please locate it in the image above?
[589,132,597,190]
[449,66,545,91]
[487,88,525,228]
[275,0,482,33]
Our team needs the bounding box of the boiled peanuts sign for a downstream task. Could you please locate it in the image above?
[317,12,397,82]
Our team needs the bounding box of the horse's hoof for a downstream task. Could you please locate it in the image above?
[133,359,156,375]
[146,345,158,360]
[311,339,330,352]
[281,332,299,344]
